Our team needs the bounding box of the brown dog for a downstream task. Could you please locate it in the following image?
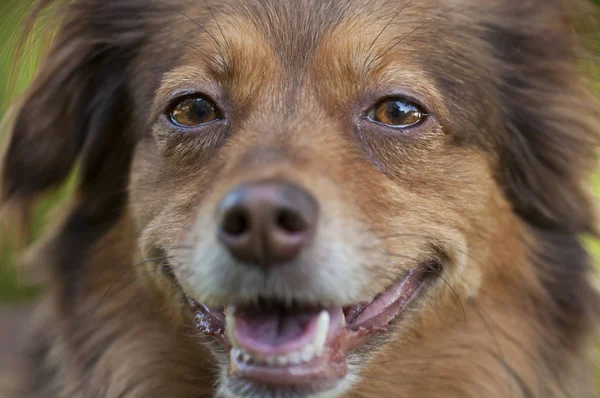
[1,0,600,397]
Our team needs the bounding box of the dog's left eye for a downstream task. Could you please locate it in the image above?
[168,96,221,127]
[367,99,426,128]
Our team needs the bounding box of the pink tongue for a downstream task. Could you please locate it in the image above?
[232,307,322,356]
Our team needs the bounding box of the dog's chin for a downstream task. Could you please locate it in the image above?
[183,261,439,398]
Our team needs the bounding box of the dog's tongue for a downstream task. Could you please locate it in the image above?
[227,306,344,358]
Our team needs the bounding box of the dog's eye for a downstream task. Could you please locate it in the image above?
[367,99,426,128]
[168,96,221,127]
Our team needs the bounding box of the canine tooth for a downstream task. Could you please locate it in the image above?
[313,310,330,355]
[276,355,288,366]
[288,352,301,365]
[225,308,237,347]
[301,344,315,362]
[232,348,243,361]
[242,353,251,363]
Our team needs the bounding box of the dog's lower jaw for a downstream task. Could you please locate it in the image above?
[215,362,361,398]
[187,264,433,398]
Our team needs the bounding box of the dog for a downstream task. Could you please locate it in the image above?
[1,0,600,397]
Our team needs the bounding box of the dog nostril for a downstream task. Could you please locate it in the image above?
[221,207,250,236]
[276,208,307,234]
[216,180,319,268]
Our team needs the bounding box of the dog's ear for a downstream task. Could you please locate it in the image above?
[0,1,148,228]
[0,1,155,304]
[485,0,600,344]
[487,0,600,236]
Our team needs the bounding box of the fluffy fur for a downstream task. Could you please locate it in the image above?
[1,0,600,397]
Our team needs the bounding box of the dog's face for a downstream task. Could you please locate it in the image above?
[130,2,507,395]
[2,0,599,397]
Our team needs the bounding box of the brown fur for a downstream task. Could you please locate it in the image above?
[1,0,600,397]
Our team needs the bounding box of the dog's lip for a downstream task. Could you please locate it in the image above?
[188,262,436,392]
[227,320,349,388]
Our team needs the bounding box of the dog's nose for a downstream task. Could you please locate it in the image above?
[217,180,319,268]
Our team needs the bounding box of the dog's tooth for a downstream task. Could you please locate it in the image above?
[242,353,251,364]
[312,310,330,355]
[232,348,242,361]
[301,344,315,362]
[265,356,277,367]
[288,352,301,365]
[276,355,288,366]
[225,307,237,347]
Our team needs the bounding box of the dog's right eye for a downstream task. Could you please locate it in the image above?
[366,99,426,129]
[168,96,221,127]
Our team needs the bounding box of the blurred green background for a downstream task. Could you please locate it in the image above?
[0,0,600,389]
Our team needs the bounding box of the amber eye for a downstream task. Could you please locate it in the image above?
[367,99,426,128]
[168,96,221,127]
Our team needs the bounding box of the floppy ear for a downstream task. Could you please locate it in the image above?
[485,0,600,350]
[0,1,147,226]
[487,1,600,236]
[0,1,151,304]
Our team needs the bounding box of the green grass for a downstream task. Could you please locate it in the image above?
[0,0,50,302]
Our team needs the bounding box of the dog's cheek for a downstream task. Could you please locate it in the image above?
[128,140,167,232]
[363,149,509,301]
[418,151,523,302]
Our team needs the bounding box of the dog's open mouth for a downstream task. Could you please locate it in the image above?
[187,264,436,391]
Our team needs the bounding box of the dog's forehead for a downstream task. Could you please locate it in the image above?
[182,0,449,67]
[156,0,453,115]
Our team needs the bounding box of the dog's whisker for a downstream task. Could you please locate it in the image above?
[172,36,215,60]
[155,0,221,49]
[369,5,459,68]
[469,300,516,398]
[102,268,166,303]
[366,0,413,53]
[203,0,230,52]
[92,255,173,317]
[436,273,467,327]
[359,232,501,278]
